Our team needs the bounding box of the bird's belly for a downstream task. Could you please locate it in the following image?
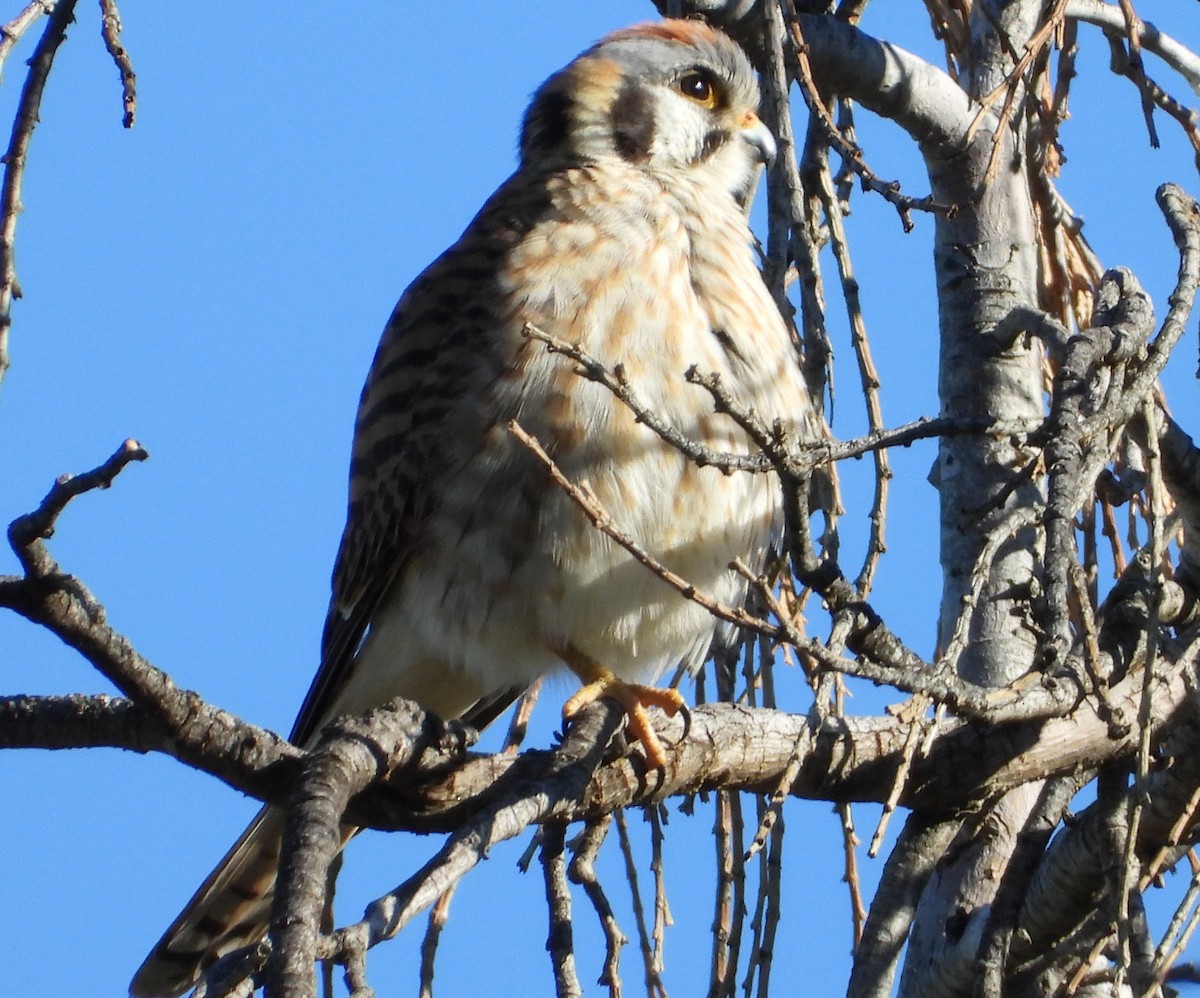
[380,435,779,696]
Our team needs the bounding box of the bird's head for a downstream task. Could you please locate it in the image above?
[520,19,775,207]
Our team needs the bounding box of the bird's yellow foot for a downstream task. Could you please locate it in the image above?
[560,649,686,768]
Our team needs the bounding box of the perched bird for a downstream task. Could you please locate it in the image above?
[133,18,811,997]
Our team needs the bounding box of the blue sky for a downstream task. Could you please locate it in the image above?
[2,3,1198,996]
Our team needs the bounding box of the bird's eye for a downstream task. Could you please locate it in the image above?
[677,70,718,109]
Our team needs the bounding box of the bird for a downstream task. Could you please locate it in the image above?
[132,18,812,997]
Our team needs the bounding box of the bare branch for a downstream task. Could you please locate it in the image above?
[569,817,627,996]
[0,1,50,81]
[320,703,626,974]
[542,822,583,998]
[0,0,80,384]
[615,810,667,998]
[780,0,956,229]
[417,888,454,998]
[98,0,136,127]
[1066,0,1200,95]
[1041,269,1156,669]
[7,437,147,575]
[265,703,467,998]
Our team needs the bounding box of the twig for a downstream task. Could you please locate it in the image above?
[921,0,971,77]
[1029,17,1097,329]
[1104,28,1200,164]
[542,822,583,998]
[0,0,79,384]
[1114,395,1167,987]
[417,888,455,998]
[837,801,868,945]
[1142,793,1200,891]
[868,696,933,858]
[758,0,833,413]
[972,0,1070,185]
[1069,559,1119,721]
[711,585,742,998]
[525,323,1040,471]
[744,723,811,861]
[755,802,784,998]
[522,324,768,473]
[646,808,672,991]
[98,0,136,127]
[741,794,771,998]
[780,0,955,229]
[711,789,744,997]
[1149,852,1200,992]
[1066,0,1200,94]
[937,506,1041,678]
[503,677,543,754]
[615,809,667,998]
[569,817,627,996]
[0,1,50,82]
[684,367,792,468]
[1116,0,1159,148]
[8,437,147,575]
[1101,495,1131,576]
[806,137,891,595]
[508,419,775,637]
[745,487,1065,724]
[323,703,625,974]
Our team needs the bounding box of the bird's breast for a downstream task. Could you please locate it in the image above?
[385,169,808,690]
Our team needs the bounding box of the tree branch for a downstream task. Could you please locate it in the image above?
[0,0,79,384]
[1066,0,1200,96]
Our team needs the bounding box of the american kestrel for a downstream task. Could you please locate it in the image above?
[133,19,811,997]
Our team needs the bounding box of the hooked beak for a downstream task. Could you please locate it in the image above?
[739,113,777,169]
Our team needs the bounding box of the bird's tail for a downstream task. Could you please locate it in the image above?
[130,806,343,998]
[130,651,523,998]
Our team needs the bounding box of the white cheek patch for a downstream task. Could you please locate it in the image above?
[646,93,710,166]
[642,93,761,203]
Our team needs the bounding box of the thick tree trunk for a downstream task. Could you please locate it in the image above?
[901,3,1049,994]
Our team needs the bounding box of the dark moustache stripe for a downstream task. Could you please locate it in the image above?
[611,79,655,162]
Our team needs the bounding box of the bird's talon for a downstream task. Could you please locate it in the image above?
[560,652,686,769]
[674,700,692,745]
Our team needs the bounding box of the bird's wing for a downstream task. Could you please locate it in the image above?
[289,175,548,746]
